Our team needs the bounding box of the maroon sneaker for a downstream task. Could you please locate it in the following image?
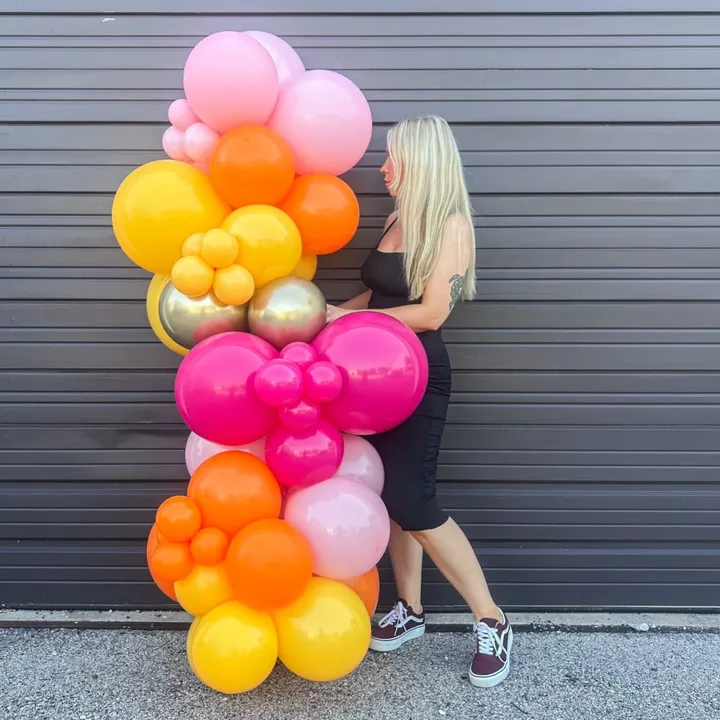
[370,599,426,652]
[469,609,513,688]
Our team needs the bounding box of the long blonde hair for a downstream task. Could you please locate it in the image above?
[387,115,476,301]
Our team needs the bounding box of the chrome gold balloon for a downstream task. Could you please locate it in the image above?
[248,277,327,349]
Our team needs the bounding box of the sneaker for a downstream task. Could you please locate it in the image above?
[468,609,513,688]
[370,599,426,652]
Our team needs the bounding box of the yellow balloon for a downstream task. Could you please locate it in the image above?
[182,233,204,257]
[174,564,234,618]
[112,160,230,275]
[292,253,318,281]
[190,601,278,695]
[187,616,201,675]
[146,274,189,357]
[213,264,255,306]
[223,205,302,288]
[200,228,239,269]
[273,577,370,682]
[171,255,215,298]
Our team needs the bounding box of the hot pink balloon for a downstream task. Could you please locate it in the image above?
[183,31,279,134]
[312,312,428,434]
[304,361,343,404]
[284,477,390,580]
[253,359,304,408]
[162,126,188,161]
[244,30,305,87]
[168,99,200,131]
[184,122,219,163]
[268,69,372,176]
[336,433,384,495]
[185,432,266,476]
[278,399,321,432]
[280,342,317,369]
[266,420,343,489]
[175,332,278,446]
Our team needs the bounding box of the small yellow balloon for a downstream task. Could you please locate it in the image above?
[200,228,239,269]
[146,274,189,356]
[190,601,278,695]
[213,264,255,306]
[174,564,234,618]
[223,205,302,288]
[171,255,215,298]
[273,577,370,682]
[182,233,204,257]
[292,253,318,281]
[112,160,230,275]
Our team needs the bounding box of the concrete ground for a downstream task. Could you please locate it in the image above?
[1,628,719,720]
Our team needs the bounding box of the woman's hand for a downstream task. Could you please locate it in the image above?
[326,304,353,323]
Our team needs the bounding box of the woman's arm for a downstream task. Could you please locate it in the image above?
[340,289,372,310]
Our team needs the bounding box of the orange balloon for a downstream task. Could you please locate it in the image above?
[156,496,202,543]
[226,519,313,610]
[191,527,229,565]
[150,542,193,583]
[187,451,282,536]
[338,566,380,618]
[279,174,360,255]
[146,524,177,600]
[209,126,295,209]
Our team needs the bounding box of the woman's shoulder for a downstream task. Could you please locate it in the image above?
[384,211,399,230]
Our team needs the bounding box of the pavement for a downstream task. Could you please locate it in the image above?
[2,627,719,720]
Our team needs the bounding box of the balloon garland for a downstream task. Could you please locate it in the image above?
[112,30,428,694]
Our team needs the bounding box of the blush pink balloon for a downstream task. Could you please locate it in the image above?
[185,432,266,475]
[162,126,188,161]
[336,433,384,495]
[268,69,372,176]
[304,361,343,404]
[312,312,429,435]
[175,332,278,446]
[253,359,304,408]
[278,399,321,432]
[284,477,390,580]
[244,30,305,87]
[168,99,200,131]
[266,420,343,489]
[183,31,279,134]
[184,122,220,163]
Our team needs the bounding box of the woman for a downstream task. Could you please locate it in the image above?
[326,116,512,688]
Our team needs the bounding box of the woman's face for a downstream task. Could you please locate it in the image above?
[380,151,397,197]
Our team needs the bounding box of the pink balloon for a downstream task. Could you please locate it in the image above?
[312,312,428,434]
[266,420,343,489]
[244,30,305,87]
[304,361,343,404]
[268,69,372,176]
[185,432,266,476]
[175,332,278,446]
[184,122,220,163]
[183,31,279,134]
[162,126,188,161]
[253,359,304,408]
[280,342,317,369]
[336,433,384,495]
[278,399,321,432]
[168,99,200,131]
[284,477,390,580]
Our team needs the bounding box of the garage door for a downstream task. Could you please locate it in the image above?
[2,1,719,611]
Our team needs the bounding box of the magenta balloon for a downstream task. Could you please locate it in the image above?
[185,432,266,475]
[244,30,305,87]
[304,361,343,404]
[268,69,372,176]
[284,477,390,580]
[253,359,304,408]
[280,342,317,369]
[336,433,385,495]
[175,332,278,446]
[278,399,321,432]
[266,420,343,489]
[168,99,199,131]
[312,312,429,434]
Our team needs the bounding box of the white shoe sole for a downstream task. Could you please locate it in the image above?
[370,624,426,652]
[468,626,513,688]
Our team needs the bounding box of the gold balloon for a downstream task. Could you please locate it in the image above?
[146,275,189,356]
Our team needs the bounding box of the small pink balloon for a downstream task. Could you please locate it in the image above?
[266,420,343,489]
[278,399,321,432]
[162,126,188,162]
[253,359,304,408]
[304,361,343,404]
[244,30,305,87]
[336,433,384,495]
[280,342,317,370]
[183,31,279,134]
[268,69,372,176]
[185,432,266,476]
[168,98,200,131]
[284,477,390,580]
[192,161,209,174]
[184,122,220,163]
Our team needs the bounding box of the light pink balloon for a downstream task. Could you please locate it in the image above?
[284,477,390,580]
[184,122,220,163]
[244,30,305,87]
[268,69,372,176]
[183,31,279,134]
[168,99,200,131]
[336,433,385,495]
[185,432,266,476]
[162,126,188,162]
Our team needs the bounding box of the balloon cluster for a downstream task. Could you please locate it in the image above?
[111,29,430,695]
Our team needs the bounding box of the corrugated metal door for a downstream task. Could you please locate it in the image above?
[2,1,720,610]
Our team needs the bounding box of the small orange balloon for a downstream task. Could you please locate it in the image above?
[226,519,313,610]
[200,228,239,269]
[338,566,380,618]
[279,174,360,255]
[213,264,255,306]
[187,451,282,536]
[182,232,203,257]
[171,255,214,297]
[150,542,193,583]
[146,524,177,601]
[191,527,229,565]
[210,126,295,209]
[156,496,202,543]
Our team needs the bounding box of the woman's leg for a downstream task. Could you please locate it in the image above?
[388,520,424,611]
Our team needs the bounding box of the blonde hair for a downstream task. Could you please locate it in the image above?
[387,115,476,301]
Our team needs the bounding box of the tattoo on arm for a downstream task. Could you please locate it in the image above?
[449,273,465,311]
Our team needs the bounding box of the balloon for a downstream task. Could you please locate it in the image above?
[162,126,188,162]
[280,342,317,369]
[156,496,202,543]
[175,332,278,446]
[146,524,177,600]
[278,399,321,432]
[187,451,282,536]
[174,563,234,617]
[253,359,304,407]
[304,361,343,404]
[273,577,370,682]
[209,126,295,209]
[149,541,194,583]
[112,160,230,275]
[199,228,239,269]
[168,98,199,130]
[183,31,279,134]
[284,477,390,579]
[189,601,278,694]
[185,432,265,476]
[292,253,317,281]
[266,420,343,489]
[190,527,229,565]
[184,122,220,163]
[313,312,429,435]
[223,205,301,288]
[248,276,326,349]
[268,70,372,176]
[146,275,190,356]
[244,30,305,87]
[339,566,380,618]
[336,433,385,495]
[226,519,313,610]
[182,233,203,256]
[187,617,200,674]
[280,175,360,255]
[213,264,255,306]
[171,255,214,297]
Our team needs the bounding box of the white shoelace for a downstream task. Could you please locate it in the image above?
[473,620,504,657]
[379,601,408,629]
